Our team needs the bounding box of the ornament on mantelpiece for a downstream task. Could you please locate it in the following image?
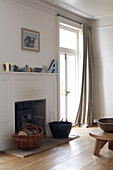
[14,65,18,72]
[25,65,30,72]
[41,66,48,73]
[3,62,11,72]
[48,60,57,73]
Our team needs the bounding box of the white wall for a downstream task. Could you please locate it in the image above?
[0,0,57,69]
[92,16,113,119]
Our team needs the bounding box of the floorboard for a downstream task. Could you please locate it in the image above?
[0,126,113,170]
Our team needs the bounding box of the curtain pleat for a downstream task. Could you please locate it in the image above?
[75,24,93,127]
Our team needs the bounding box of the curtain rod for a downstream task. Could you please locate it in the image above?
[57,14,82,25]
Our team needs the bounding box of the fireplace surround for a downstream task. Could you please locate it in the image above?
[0,72,57,150]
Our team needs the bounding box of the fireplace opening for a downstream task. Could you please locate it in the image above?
[15,99,46,134]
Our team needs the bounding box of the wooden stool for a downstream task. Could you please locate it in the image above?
[89,128,113,155]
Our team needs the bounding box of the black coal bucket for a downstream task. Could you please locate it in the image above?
[49,119,72,139]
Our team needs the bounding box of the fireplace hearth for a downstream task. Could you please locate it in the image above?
[15,99,46,134]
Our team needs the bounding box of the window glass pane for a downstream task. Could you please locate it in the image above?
[60,28,77,50]
[60,54,65,119]
[67,55,77,124]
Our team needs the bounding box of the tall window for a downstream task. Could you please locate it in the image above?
[59,19,81,124]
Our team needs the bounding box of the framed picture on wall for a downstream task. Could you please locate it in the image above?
[21,28,40,52]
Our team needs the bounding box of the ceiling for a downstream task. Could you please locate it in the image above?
[10,0,113,19]
[41,0,113,19]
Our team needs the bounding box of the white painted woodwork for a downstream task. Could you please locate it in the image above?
[0,72,57,151]
[10,0,113,19]
[57,0,113,19]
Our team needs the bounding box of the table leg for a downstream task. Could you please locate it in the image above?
[93,139,107,155]
[108,141,113,150]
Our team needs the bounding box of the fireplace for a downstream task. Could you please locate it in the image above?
[0,73,57,151]
[15,99,46,134]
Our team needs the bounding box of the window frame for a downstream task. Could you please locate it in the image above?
[59,23,79,56]
[57,16,81,121]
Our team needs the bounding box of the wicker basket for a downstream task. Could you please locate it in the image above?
[13,123,44,149]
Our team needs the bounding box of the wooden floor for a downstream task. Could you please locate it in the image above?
[0,126,113,170]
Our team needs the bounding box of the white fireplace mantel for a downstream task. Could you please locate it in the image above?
[0,72,58,150]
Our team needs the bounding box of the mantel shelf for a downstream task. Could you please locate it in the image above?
[0,71,58,76]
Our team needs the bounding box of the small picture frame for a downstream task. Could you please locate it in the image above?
[21,28,40,52]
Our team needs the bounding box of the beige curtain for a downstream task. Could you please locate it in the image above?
[75,24,93,127]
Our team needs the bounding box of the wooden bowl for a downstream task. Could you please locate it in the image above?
[97,118,113,133]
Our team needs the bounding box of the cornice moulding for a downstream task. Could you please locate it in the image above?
[4,0,90,24]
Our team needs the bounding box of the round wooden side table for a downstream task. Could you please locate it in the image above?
[89,128,113,155]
